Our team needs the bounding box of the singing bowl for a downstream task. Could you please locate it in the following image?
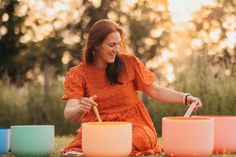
[11,125,54,157]
[162,117,214,157]
[0,128,10,155]
[196,116,236,154]
[82,122,132,157]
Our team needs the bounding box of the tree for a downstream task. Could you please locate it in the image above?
[70,0,172,77]
[1,0,173,84]
[0,0,28,84]
[190,0,236,77]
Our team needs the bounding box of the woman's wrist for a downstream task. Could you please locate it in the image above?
[182,93,191,106]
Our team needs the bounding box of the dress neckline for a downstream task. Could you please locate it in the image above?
[86,63,106,71]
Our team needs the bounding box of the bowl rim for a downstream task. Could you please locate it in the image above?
[193,115,236,119]
[10,125,54,128]
[0,128,10,130]
[82,121,132,126]
[162,116,213,121]
[0,128,10,132]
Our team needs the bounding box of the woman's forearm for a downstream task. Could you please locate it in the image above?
[64,99,84,123]
[64,96,98,123]
[143,82,186,104]
[153,85,185,104]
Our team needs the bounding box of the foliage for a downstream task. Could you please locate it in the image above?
[1,51,236,135]
[147,49,236,135]
[0,0,235,137]
[0,0,28,84]
[190,0,236,77]
[0,0,172,84]
[0,78,80,135]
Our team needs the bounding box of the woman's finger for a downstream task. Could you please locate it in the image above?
[193,108,198,112]
[90,95,97,100]
[80,104,92,110]
[196,99,202,108]
[81,101,93,108]
[79,107,90,113]
[83,97,98,107]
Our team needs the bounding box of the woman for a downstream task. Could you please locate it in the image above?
[61,19,202,155]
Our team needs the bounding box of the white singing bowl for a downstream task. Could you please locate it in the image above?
[82,122,132,157]
[162,117,214,157]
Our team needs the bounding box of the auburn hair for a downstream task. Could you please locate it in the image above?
[83,19,127,85]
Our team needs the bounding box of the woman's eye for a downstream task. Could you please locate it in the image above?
[108,43,120,48]
[109,44,115,47]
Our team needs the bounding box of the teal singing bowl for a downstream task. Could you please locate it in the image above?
[0,128,10,155]
[11,125,54,157]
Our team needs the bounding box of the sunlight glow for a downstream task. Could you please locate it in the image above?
[10,0,229,83]
[157,4,166,12]
[20,33,31,43]
[160,48,176,63]
[209,28,221,43]
[53,21,62,29]
[2,13,9,22]
[191,38,203,49]
[17,0,84,43]
[108,11,119,21]
[26,71,33,79]
[168,0,214,23]
[62,30,81,45]
[89,0,101,8]
[166,63,175,83]
[124,0,138,7]
[225,69,231,76]
[226,31,236,48]
[0,26,7,36]
[151,28,163,38]
[146,56,159,69]
[62,51,72,64]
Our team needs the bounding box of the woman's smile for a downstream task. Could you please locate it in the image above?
[108,52,117,61]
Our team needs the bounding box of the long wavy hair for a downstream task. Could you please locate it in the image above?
[83,19,127,85]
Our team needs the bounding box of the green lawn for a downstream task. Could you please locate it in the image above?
[3,136,236,157]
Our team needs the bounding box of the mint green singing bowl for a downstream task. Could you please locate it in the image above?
[11,125,54,157]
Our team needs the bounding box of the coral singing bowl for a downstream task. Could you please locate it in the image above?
[196,116,236,154]
[162,117,214,157]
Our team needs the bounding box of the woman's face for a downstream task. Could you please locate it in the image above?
[94,31,121,68]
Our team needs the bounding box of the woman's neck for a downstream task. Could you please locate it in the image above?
[93,58,107,69]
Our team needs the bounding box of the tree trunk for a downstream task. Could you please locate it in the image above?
[43,63,50,122]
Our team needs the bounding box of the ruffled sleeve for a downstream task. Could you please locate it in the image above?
[62,66,85,100]
[131,55,156,90]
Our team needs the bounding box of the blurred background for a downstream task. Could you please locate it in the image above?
[0,0,235,135]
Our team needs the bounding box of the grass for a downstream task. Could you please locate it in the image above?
[3,136,236,157]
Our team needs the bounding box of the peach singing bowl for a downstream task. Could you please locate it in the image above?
[162,117,214,157]
[82,122,132,157]
[196,116,236,154]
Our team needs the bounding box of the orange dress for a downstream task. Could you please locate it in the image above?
[61,54,162,155]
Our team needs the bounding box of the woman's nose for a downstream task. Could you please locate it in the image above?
[113,44,120,52]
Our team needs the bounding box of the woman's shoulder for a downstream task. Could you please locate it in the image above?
[120,54,141,66]
[67,61,87,76]
[72,60,87,69]
[120,54,137,62]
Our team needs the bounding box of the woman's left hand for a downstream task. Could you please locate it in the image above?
[186,95,202,112]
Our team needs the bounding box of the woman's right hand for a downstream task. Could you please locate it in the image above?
[78,95,98,114]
